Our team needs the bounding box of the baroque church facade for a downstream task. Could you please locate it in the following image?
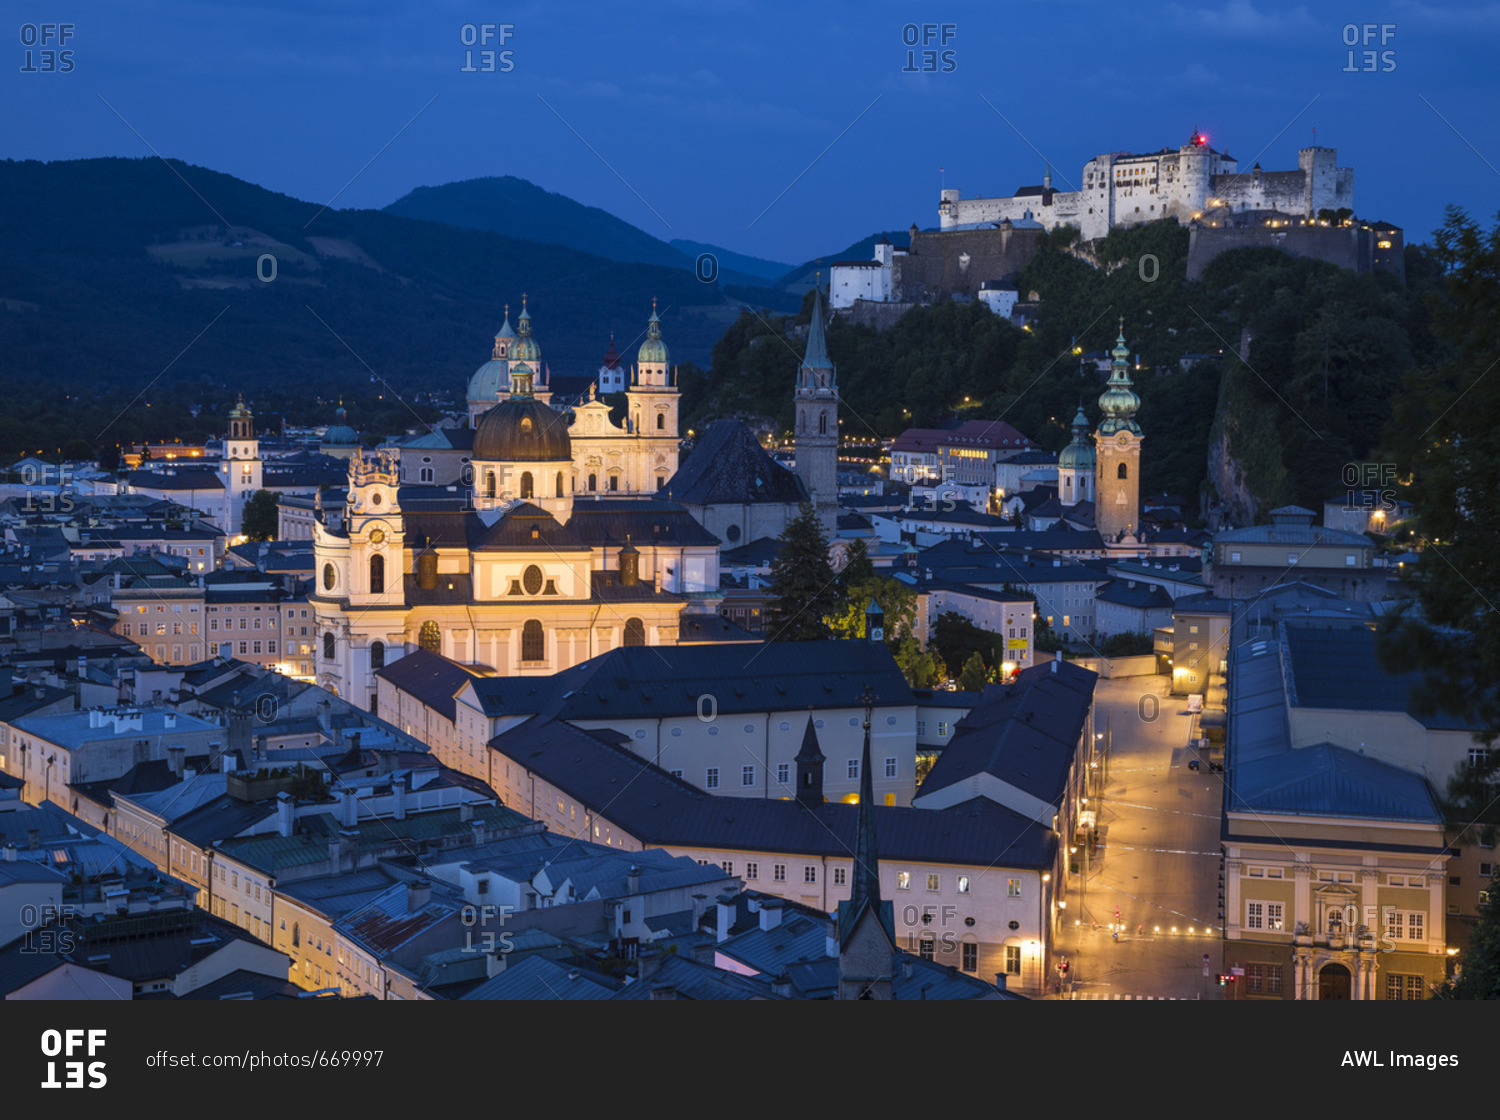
[310,300,722,711]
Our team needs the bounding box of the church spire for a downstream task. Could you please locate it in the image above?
[847,686,884,928]
[803,286,833,371]
[1098,319,1141,436]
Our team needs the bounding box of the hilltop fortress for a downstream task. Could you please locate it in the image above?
[831,132,1398,319]
[938,132,1353,241]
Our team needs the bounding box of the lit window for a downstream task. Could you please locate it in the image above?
[958,875,970,893]
[898,872,911,890]
[1007,879,1021,897]
[927,873,940,891]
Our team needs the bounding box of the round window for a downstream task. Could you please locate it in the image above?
[725,524,741,542]
[886,715,897,725]
[671,727,682,738]
[634,729,647,740]
[371,491,381,505]
[323,563,335,591]
[522,565,543,595]
[743,724,754,734]
[778,721,789,731]
[849,717,858,726]
[708,726,719,736]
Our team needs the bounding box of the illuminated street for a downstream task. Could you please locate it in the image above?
[1053,675,1225,1000]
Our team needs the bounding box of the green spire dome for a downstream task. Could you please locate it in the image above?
[495,304,515,340]
[1098,319,1141,435]
[1058,405,1096,470]
[510,294,540,365]
[637,297,670,366]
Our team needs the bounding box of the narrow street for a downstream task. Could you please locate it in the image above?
[1052,675,1226,1000]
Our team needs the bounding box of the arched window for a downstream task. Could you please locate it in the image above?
[323,563,336,591]
[485,471,497,498]
[623,618,645,647]
[1117,462,1128,480]
[656,413,665,430]
[323,632,336,660]
[292,922,300,947]
[588,473,597,492]
[522,565,544,595]
[521,619,544,662]
[370,640,385,671]
[555,471,564,498]
[520,471,534,499]
[419,620,441,654]
[819,411,828,434]
[369,553,384,594]
[419,467,434,483]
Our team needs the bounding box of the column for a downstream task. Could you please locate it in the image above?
[1293,862,1313,931]
[1225,860,1243,936]
[1360,868,1380,939]
[1363,952,1379,1000]
[1426,872,1444,955]
[1350,955,1363,1000]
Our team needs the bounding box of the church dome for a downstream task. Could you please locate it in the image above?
[509,300,541,365]
[472,397,572,462]
[1098,322,1142,436]
[323,405,359,447]
[1058,408,1095,470]
[637,302,669,366]
[467,360,509,405]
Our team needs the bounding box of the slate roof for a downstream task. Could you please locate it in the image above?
[374,649,479,722]
[1282,624,1474,731]
[567,499,721,547]
[610,954,779,1000]
[1096,579,1174,609]
[1234,742,1442,822]
[664,420,809,506]
[917,660,1097,807]
[491,717,1055,868]
[460,955,619,1000]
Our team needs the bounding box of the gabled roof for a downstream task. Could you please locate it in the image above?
[1233,742,1442,822]
[1096,579,1174,609]
[461,955,619,1000]
[918,660,1097,808]
[374,649,479,722]
[664,420,809,506]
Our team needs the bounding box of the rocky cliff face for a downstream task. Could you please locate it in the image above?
[1205,415,1259,528]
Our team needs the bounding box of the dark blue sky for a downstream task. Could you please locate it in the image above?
[7,0,1499,263]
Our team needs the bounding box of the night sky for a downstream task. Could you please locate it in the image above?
[6,0,1499,263]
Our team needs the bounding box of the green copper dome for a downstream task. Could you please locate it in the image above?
[637,300,669,366]
[510,299,541,365]
[1098,321,1141,436]
[323,404,359,447]
[1058,406,1096,469]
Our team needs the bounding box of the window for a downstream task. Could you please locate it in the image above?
[706,768,719,789]
[521,619,544,662]
[1005,945,1022,974]
[670,769,683,779]
[957,875,970,894]
[1386,974,1425,1000]
[962,942,977,972]
[238,641,248,655]
[1117,462,1127,480]
[804,867,817,884]
[323,632,336,660]
[1230,551,1242,563]
[773,864,786,882]
[1287,553,1299,565]
[555,471,564,498]
[1007,879,1021,898]
[938,721,949,737]
[897,872,911,891]
[745,862,758,880]
[1345,554,1357,566]
[369,553,384,594]
[926,873,940,891]
[323,563,336,591]
[1245,963,1283,994]
[916,720,927,736]
[1247,901,1284,931]
[918,936,935,960]
[623,618,645,646]
[522,565,544,595]
[884,757,897,779]
[370,641,384,671]
[847,759,859,780]
[776,763,790,785]
[834,868,846,886]
[742,765,755,787]
[520,471,534,499]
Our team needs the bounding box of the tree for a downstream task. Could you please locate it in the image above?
[1433,868,1500,999]
[241,489,280,542]
[931,611,1004,672]
[766,503,837,641]
[1381,208,1500,827]
[957,651,988,692]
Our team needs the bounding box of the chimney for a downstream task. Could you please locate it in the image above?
[340,788,357,827]
[627,866,640,894]
[690,892,709,931]
[167,744,186,777]
[826,931,838,958]
[327,835,342,866]
[392,777,407,820]
[228,707,252,759]
[317,700,332,734]
[995,972,1008,993]
[406,878,431,911]
[470,821,484,846]
[460,801,473,822]
[1051,659,1059,674]
[716,892,737,944]
[27,829,40,850]
[221,751,235,774]
[2,845,15,862]
[772,972,793,998]
[163,713,177,730]
[759,898,784,932]
[276,791,293,838]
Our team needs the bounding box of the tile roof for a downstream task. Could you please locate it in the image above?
[664,420,809,506]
